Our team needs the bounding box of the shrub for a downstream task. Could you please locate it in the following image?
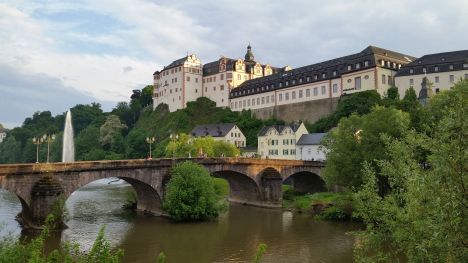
[163,161,223,221]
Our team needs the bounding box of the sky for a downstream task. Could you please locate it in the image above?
[1,0,467,128]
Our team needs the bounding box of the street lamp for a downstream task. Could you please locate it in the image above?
[146,136,155,159]
[32,136,45,163]
[43,134,56,163]
[169,134,179,158]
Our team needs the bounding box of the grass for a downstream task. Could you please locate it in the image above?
[282,185,354,219]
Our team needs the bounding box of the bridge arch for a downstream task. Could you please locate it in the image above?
[283,170,326,194]
[0,186,33,227]
[211,170,262,206]
[60,169,165,217]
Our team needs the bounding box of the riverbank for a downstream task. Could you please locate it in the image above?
[282,185,354,220]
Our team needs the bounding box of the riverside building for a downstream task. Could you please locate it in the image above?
[257,123,308,160]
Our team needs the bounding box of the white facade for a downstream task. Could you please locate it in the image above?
[295,133,328,161]
[229,46,414,112]
[0,132,6,143]
[257,123,308,160]
[153,55,203,112]
[395,69,468,98]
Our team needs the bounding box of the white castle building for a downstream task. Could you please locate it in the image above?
[153,45,468,115]
[153,45,288,112]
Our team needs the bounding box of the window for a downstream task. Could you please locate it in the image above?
[409,69,414,74]
[234,101,238,108]
[364,61,369,67]
[237,74,241,80]
[321,86,326,94]
[382,74,386,84]
[285,92,289,100]
[306,89,310,97]
[243,100,246,107]
[220,74,224,80]
[322,73,326,78]
[332,83,338,93]
[247,99,250,106]
[299,90,303,98]
[227,73,232,78]
[355,76,361,90]
[435,76,439,83]
[434,66,439,72]
[292,91,296,99]
[279,93,283,101]
[220,85,224,91]
[410,79,414,86]
[436,88,440,93]
[313,87,318,96]
[195,78,198,83]
[464,63,468,69]
[422,67,426,73]
[388,75,392,85]
[347,65,352,71]
[449,65,454,70]
[195,89,198,93]
[333,71,337,76]
[257,98,260,105]
[213,76,216,81]
[266,96,270,103]
[262,97,265,104]
[213,86,216,91]
[271,95,275,102]
[356,63,360,69]
[450,75,454,82]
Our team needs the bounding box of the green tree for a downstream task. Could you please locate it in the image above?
[353,82,467,262]
[0,136,21,163]
[70,103,104,135]
[99,115,127,151]
[323,106,410,191]
[163,161,222,221]
[75,126,101,161]
[165,133,240,157]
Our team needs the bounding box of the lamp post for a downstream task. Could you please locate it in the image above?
[32,136,45,163]
[169,133,179,158]
[43,134,56,163]
[146,136,155,159]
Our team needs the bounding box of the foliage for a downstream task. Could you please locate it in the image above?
[156,252,166,263]
[165,133,240,158]
[252,243,267,263]
[353,82,468,262]
[322,106,410,192]
[0,216,123,263]
[163,161,223,221]
[99,115,127,151]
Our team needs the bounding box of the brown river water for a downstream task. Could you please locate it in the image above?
[0,179,359,263]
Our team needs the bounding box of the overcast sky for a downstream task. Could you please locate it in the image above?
[1,0,467,128]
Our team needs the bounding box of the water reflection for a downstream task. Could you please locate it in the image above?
[0,179,359,263]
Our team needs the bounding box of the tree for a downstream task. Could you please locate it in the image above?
[99,115,127,151]
[70,103,104,135]
[353,82,467,262]
[139,85,154,107]
[165,133,240,157]
[323,106,410,191]
[163,161,222,221]
[0,136,21,163]
[75,126,101,161]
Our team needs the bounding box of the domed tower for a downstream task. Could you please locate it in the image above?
[245,44,255,62]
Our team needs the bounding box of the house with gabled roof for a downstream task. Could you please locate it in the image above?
[190,123,246,148]
[257,122,308,160]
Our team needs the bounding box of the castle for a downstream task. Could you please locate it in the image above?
[153,45,468,122]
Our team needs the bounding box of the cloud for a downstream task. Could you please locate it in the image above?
[0,65,114,128]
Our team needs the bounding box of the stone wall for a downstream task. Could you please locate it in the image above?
[251,97,340,123]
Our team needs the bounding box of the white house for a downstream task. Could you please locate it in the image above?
[190,123,246,148]
[0,127,7,143]
[295,133,327,161]
[257,123,308,160]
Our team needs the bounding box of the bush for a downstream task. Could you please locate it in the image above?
[163,161,223,221]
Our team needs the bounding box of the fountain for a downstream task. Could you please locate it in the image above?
[62,110,75,162]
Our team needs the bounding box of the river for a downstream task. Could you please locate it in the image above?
[0,179,359,262]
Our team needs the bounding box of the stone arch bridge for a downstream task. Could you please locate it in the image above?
[0,158,325,228]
